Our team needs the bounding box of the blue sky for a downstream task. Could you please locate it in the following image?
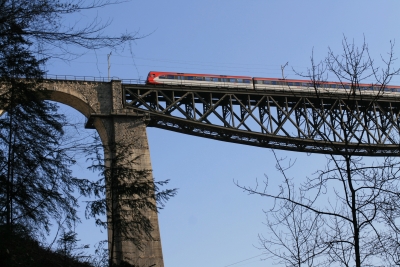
[47,1,400,266]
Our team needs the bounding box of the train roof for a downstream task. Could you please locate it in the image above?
[148,71,252,79]
[253,77,400,88]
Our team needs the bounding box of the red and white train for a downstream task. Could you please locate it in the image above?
[146,71,400,94]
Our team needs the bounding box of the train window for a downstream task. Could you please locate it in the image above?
[212,77,218,82]
[230,78,236,83]
[271,81,277,85]
[205,77,212,81]
[159,75,166,79]
[344,85,350,89]
[187,76,194,80]
[243,79,251,83]
[166,75,174,79]
[330,84,336,88]
[294,82,301,86]
[255,80,262,84]
[263,81,270,84]
[237,78,243,83]
[195,77,203,81]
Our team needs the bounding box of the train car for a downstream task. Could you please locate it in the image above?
[253,77,400,95]
[253,77,346,94]
[147,71,254,89]
[147,71,400,95]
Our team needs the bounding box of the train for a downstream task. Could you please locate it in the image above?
[146,71,400,95]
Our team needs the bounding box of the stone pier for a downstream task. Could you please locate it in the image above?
[43,79,164,266]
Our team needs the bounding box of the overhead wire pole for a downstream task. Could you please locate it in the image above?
[281,62,288,79]
[108,51,112,81]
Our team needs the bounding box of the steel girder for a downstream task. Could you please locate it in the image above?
[123,84,400,156]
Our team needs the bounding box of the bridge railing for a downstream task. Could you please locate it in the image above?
[44,74,146,84]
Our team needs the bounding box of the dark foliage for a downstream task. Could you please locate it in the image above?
[0,225,94,267]
[0,3,80,238]
[0,1,173,266]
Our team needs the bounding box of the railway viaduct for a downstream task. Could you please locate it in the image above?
[36,77,400,266]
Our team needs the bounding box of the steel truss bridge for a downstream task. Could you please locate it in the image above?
[123,83,400,156]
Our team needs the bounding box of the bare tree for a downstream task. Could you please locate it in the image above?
[239,153,400,267]
[237,38,400,267]
[0,0,142,59]
[256,151,326,267]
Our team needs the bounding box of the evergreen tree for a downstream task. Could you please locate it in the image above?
[0,7,79,236]
[0,2,175,266]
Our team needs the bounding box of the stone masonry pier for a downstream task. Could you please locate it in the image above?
[42,79,164,267]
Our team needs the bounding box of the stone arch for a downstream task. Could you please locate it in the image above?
[42,80,114,147]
